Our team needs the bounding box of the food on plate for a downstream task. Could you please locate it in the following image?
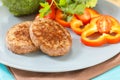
[74,8,91,25]
[6,21,38,54]
[4,0,120,48]
[29,18,72,56]
[70,8,100,35]
[81,15,120,46]
[85,8,100,19]
[2,0,41,16]
[5,18,72,56]
[38,0,98,18]
[36,2,56,20]
[70,16,84,35]
[55,9,70,27]
[37,0,98,27]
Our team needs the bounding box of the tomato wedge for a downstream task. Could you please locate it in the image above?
[96,15,112,33]
[75,8,91,25]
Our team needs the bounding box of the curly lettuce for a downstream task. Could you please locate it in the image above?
[39,0,98,17]
[57,0,98,14]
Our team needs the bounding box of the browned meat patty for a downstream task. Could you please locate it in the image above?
[29,18,72,56]
[6,21,38,54]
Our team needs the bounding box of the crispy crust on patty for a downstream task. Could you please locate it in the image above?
[30,18,72,56]
[6,21,38,54]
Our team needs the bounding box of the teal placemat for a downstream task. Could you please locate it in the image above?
[92,65,120,80]
[0,63,15,80]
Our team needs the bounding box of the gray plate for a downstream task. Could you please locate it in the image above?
[0,0,120,72]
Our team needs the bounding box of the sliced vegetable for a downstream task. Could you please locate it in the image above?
[96,15,112,33]
[55,9,70,27]
[70,16,83,35]
[75,8,91,25]
[38,0,98,18]
[70,8,99,35]
[81,15,120,46]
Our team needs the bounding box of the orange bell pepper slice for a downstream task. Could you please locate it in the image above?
[81,15,120,47]
[70,8,100,35]
[70,16,84,35]
[55,9,70,27]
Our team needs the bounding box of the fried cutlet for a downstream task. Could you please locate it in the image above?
[29,18,72,56]
[6,21,38,54]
